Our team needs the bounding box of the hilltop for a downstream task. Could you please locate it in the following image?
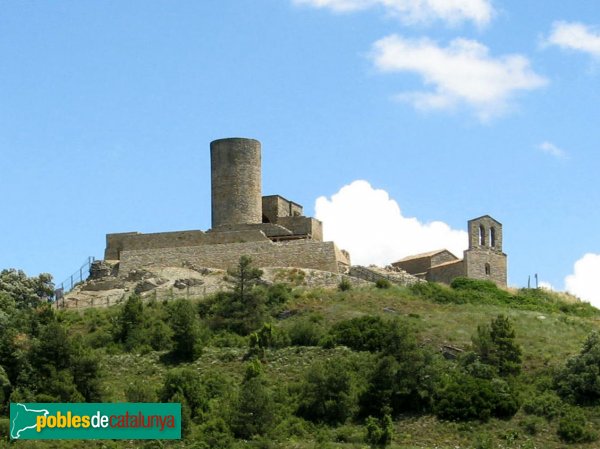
[1,265,600,449]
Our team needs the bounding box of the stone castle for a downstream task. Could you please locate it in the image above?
[97,137,506,288]
[103,138,350,277]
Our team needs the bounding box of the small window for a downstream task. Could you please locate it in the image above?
[490,227,496,247]
[479,225,486,246]
[485,263,491,275]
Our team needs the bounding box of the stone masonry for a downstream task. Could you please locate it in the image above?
[392,215,507,287]
[102,138,350,277]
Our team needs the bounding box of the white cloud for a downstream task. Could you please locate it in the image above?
[538,281,554,291]
[538,141,568,159]
[292,0,495,27]
[314,180,468,266]
[371,35,548,120]
[546,21,600,58]
[565,253,600,307]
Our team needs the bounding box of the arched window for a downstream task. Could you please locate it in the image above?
[490,227,496,247]
[485,263,491,275]
[479,225,486,246]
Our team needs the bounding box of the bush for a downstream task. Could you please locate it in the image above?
[365,414,393,447]
[196,417,233,449]
[266,283,292,308]
[520,416,543,436]
[359,353,431,418]
[338,278,352,292]
[287,317,324,346]
[522,391,563,420]
[375,279,391,289]
[297,358,356,425]
[556,331,600,405]
[433,372,519,422]
[125,381,157,402]
[160,368,207,417]
[557,408,597,443]
[331,316,417,356]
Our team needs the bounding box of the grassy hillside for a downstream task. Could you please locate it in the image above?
[2,271,600,449]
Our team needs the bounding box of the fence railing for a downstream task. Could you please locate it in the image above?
[54,257,96,300]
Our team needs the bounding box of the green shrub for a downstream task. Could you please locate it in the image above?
[266,283,292,308]
[375,279,391,289]
[287,317,324,346]
[359,352,431,418]
[520,416,543,435]
[433,372,519,422]
[338,278,352,292]
[147,319,173,351]
[160,368,207,417]
[196,417,233,449]
[331,316,416,354]
[556,331,600,405]
[210,331,247,348]
[125,381,157,402]
[0,418,9,442]
[557,408,597,443]
[365,414,393,447]
[522,391,563,420]
[297,358,356,425]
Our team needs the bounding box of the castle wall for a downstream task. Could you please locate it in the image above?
[262,195,303,223]
[105,229,270,260]
[211,138,262,228]
[276,216,323,241]
[117,240,347,275]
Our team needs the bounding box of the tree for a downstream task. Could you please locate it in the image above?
[202,256,267,335]
[556,331,600,405]
[168,299,204,361]
[230,373,275,439]
[472,315,522,376]
[296,358,356,425]
[0,269,53,309]
[160,368,208,417]
[229,255,263,302]
[115,294,144,348]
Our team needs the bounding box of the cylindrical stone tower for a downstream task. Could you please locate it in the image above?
[210,138,262,228]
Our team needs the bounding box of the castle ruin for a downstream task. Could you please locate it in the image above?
[103,138,350,276]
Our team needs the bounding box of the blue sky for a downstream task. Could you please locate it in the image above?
[1,1,599,303]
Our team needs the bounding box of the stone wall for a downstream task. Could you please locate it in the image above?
[392,256,433,276]
[431,250,459,267]
[105,229,270,260]
[463,249,507,287]
[118,240,349,276]
[276,216,323,241]
[262,195,303,223]
[428,260,465,284]
[468,215,503,251]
